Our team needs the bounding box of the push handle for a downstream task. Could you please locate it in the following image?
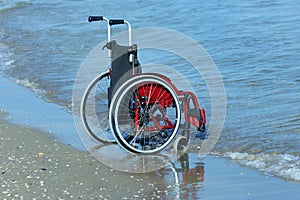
[88,16,132,55]
[108,19,131,45]
[109,19,124,26]
[88,16,104,22]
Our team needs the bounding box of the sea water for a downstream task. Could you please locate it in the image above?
[0,0,299,182]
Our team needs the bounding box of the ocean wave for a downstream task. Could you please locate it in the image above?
[223,152,300,182]
[0,36,49,102]
[0,1,32,13]
[0,46,49,100]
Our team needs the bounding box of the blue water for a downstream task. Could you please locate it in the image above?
[1,0,300,182]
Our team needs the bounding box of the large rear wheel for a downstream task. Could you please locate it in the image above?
[109,75,181,153]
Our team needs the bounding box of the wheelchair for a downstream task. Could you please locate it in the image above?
[81,16,206,154]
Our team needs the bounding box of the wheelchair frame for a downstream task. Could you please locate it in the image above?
[81,16,206,154]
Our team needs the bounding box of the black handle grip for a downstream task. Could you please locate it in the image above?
[109,19,124,26]
[88,16,103,22]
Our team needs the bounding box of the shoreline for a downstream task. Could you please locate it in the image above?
[1,116,299,199]
[0,75,83,149]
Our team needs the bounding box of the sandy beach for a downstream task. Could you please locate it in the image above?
[0,115,166,199]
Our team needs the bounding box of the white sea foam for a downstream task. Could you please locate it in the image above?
[0,43,14,72]
[15,78,49,100]
[224,152,300,182]
[16,79,36,88]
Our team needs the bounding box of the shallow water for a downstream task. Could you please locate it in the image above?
[0,0,299,182]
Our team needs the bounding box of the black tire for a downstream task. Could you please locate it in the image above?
[81,70,116,143]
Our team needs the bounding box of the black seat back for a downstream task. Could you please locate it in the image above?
[108,40,141,104]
